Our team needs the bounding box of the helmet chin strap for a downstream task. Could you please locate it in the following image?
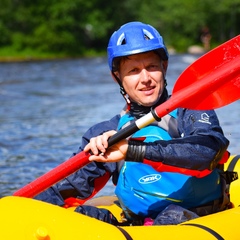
[164,79,167,87]
[112,72,131,108]
[120,86,131,105]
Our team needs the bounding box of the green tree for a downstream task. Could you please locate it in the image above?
[0,0,239,57]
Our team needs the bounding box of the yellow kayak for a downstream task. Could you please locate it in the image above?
[0,155,239,240]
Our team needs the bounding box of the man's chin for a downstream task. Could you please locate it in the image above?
[139,101,158,107]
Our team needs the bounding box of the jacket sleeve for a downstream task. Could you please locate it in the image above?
[34,115,120,206]
[126,108,229,177]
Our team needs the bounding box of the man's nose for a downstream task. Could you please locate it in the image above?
[140,69,150,82]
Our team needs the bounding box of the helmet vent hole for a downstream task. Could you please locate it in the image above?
[143,29,154,40]
[117,33,126,46]
[144,35,150,40]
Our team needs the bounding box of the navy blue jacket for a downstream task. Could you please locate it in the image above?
[35,107,229,206]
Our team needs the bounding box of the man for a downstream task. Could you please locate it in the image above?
[35,22,230,225]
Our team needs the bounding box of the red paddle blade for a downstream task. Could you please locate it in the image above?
[173,35,240,110]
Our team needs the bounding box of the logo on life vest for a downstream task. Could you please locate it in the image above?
[198,113,211,125]
[139,174,161,184]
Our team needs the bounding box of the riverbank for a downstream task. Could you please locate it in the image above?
[0,47,106,63]
[0,43,210,63]
[0,55,77,63]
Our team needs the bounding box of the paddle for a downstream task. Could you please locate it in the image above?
[13,35,240,198]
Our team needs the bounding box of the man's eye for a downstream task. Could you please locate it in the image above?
[149,64,158,69]
[129,68,138,73]
[148,64,160,71]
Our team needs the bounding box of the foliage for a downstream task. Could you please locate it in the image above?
[0,0,239,58]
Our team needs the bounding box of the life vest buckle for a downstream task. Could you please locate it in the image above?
[222,171,238,185]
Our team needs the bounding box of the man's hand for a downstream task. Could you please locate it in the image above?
[84,130,128,162]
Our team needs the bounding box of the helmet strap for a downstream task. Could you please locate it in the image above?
[112,72,131,109]
[120,86,131,109]
[164,79,167,87]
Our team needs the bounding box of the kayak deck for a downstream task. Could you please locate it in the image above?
[0,155,239,239]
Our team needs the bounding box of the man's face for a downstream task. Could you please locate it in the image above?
[115,51,167,107]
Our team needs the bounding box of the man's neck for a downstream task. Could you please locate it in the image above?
[129,88,169,119]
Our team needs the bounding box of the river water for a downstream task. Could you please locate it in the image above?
[0,55,239,198]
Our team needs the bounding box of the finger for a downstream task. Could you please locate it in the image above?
[85,137,100,155]
[83,143,91,152]
[102,130,117,148]
[102,132,110,149]
[95,136,107,154]
[88,154,108,162]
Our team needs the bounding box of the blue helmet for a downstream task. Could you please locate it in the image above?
[107,22,168,71]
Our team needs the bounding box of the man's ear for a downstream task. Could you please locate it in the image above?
[162,61,168,73]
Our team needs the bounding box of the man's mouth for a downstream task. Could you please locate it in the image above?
[140,86,155,95]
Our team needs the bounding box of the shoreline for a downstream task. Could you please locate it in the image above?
[0,45,207,63]
[0,55,103,63]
